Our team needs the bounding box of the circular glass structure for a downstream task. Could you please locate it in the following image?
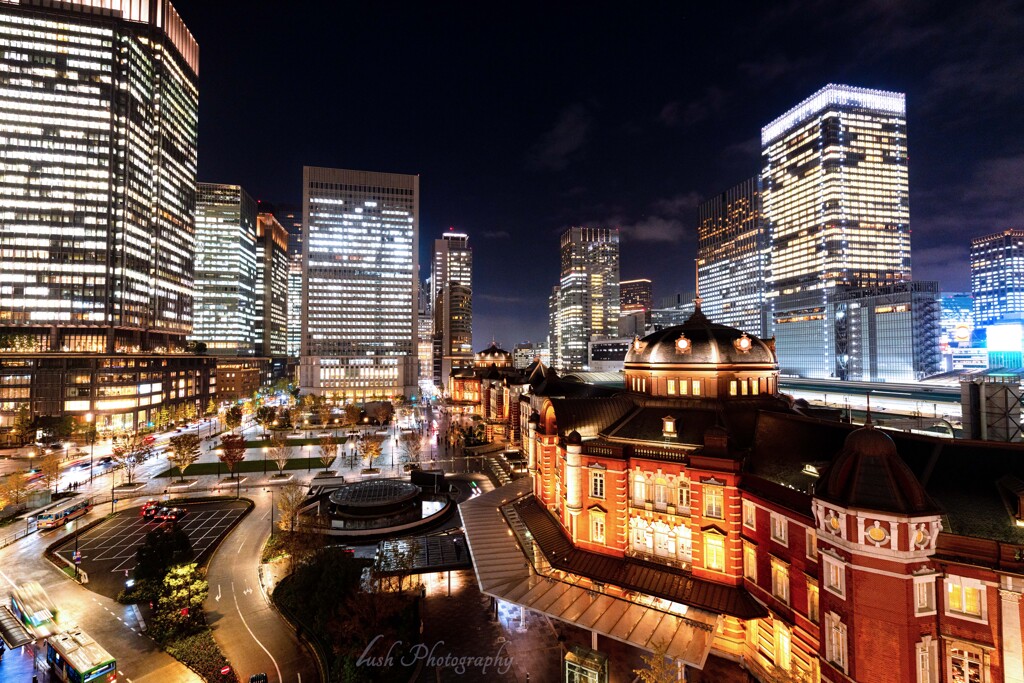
[328,480,421,517]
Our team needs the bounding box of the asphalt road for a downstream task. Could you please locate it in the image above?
[0,503,200,683]
[205,487,318,683]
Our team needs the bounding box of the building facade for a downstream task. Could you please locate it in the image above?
[698,177,768,336]
[255,213,290,367]
[192,183,258,356]
[971,229,1024,328]
[553,227,620,372]
[620,278,653,329]
[273,204,305,361]
[462,309,1024,683]
[764,85,911,376]
[0,0,212,434]
[299,167,419,402]
[431,229,473,387]
[417,281,433,387]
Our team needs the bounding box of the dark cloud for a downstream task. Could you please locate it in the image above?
[481,230,511,240]
[658,88,728,127]
[738,55,808,82]
[620,216,690,243]
[652,192,703,216]
[527,104,593,171]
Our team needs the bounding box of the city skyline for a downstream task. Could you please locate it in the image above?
[171,1,1024,346]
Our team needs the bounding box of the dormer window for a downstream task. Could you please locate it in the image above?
[734,333,752,353]
[662,416,677,438]
[675,333,691,354]
[633,336,644,352]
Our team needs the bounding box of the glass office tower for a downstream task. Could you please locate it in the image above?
[697,177,768,337]
[273,204,304,360]
[191,183,258,356]
[554,227,620,371]
[763,84,911,377]
[300,167,419,401]
[255,213,290,362]
[0,0,213,435]
[431,230,473,387]
[971,229,1024,327]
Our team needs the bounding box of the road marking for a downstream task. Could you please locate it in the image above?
[237,540,245,554]
[132,604,146,630]
[216,584,222,602]
[232,582,282,683]
[297,675,301,683]
[0,567,17,588]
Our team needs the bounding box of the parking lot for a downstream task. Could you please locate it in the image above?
[54,499,249,597]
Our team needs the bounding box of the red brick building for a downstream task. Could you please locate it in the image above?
[462,306,1024,682]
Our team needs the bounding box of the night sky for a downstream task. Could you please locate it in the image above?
[173,0,1024,348]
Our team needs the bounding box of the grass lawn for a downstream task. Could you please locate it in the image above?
[156,456,336,479]
[214,435,352,449]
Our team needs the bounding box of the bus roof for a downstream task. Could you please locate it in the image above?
[46,626,114,673]
[37,497,90,518]
[12,582,56,624]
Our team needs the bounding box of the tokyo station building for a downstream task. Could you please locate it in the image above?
[460,305,1024,683]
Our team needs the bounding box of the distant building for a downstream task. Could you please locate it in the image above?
[553,228,620,371]
[300,167,419,402]
[617,310,647,338]
[620,279,653,328]
[971,229,1024,327]
[698,177,768,336]
[192,183,258,356]
[216,358,268,403]
[255,213,290,371]
[432,229,473,386]
[587,337,631,373]
[939,292,974,370]
[417,282,433,385]
[513,342,550,370]
[651,292,697,331]
[272,204,304,360]
[0,0,213,435]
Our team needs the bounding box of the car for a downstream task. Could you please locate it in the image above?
[158,507,187,522]
[143,435,157,445]
[141,501,161,518]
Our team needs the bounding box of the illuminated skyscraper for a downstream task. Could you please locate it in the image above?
[272,204,304,360]
[255,213,290,362]
[431,229,473,386]
[697,178,768,336]
[970,229,1024,327]
[763,84,911,377]
[554,227,620,371]
[0,0,213,434]
[300,167,419,401]
[192,183,258,356]
[619,278,653,330]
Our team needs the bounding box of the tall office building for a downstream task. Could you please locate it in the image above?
[0,0,214,435]
[417,281,433,388]
[697,177,768,336]
[191,183,258,356]
[272,204,304,360]
[255,213,289,364]
[970,229,1024,327]
[764,84,911,377]
[300,167,419,401]
[553,227,620,371]
[620,278,653,330]
[431,229,473,386]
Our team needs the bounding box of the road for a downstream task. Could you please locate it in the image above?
[205,487,318,683]
[0,504,200,682]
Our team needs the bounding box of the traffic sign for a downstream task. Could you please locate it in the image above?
[220,665,231,675]
[73,551,82,565]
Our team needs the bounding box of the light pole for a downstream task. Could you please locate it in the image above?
[263,447,268,475]
[85,412,95,483]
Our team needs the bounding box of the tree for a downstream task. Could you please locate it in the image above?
[167,433,201,482]
[11,403,33,446]
[184,402,197,421]
[39,451,62,494]
[398,432,422,465]
[135,527,194,581]
[0,471,29,508]
[634,640,680,683]
[316,399,332,429]
[271,433,289,476]
[276,483,306,533]
[219,433,247,481]
[256,406,277,436]
[376,538,421,593]
[343,403,361,426]
[318,434,337,472]
[156,405,171,430]
[767,666,817,683]
[357,435,384,470]
[150,563,208,640]
[111,430,152,485]
[204,399,217,417]
[224,405,243,433]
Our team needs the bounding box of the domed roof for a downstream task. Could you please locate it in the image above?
[564,430,582,445]
[475,342,512,362]
[817,423,940,515]
[624,305,775,366]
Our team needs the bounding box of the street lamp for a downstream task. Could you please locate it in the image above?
[265,487,275,536]
[263,447,268,475]
[85,412,95,483]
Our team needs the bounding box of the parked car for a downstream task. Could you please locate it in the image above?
[143,435,157,445]
[141,501,161,518]
[158,507,187,522]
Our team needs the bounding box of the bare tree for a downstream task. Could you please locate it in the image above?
[271,433,289,476]
[111,430,151,485]
[357,435,384,470]
[343,403,361,427]
[40,451,62,494]
[167,432,201,482]
[256,406,277,437]
[318,433,337,472]
[0,471,29,508]
[398,432,422,465]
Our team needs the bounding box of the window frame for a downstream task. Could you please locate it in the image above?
[825,611,848,673]
[590,470,605,499]
[743,540,757,582]
[703,484,724,519]
[591,511,606,545]
[770,511,788,546]
[742,499,756,530]
[770,556,790,605]
[944,575,987,623]
[914,575,937,616]
[704,533,725,572]
[822,553,846,599]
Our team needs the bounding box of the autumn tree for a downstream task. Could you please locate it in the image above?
[40,451,62,494]
[219,433,247,490]
[11,403,33,446]
[167,432,201,482]
[150,563,208,640]
[271,433,289,476]
[256,405,277,437]
[343,403,361,427]
[356,434,384,470]
[204,399,217,417]
[0,471,29,509]
[634,640,680,683]
[276,483,306,533]
[318,433,337,472]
